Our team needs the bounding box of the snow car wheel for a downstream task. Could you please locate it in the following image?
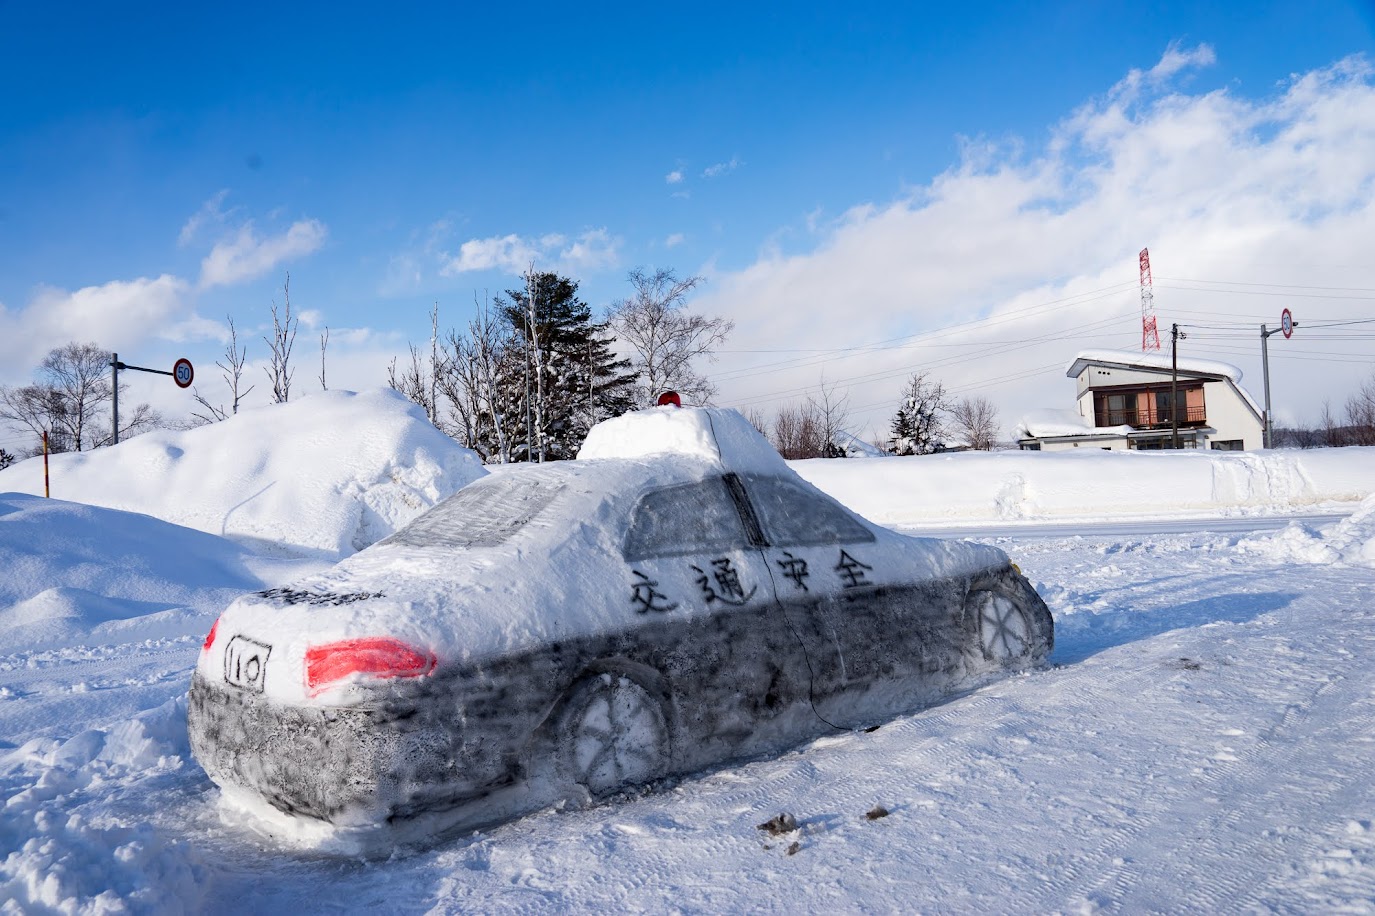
[558,672,670,797]
[972,591,1032,663]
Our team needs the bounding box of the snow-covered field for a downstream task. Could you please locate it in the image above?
[3,392,1375,913]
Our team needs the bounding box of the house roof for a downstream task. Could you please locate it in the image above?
[1066,349,1245,383]
[1065,349,1264,423]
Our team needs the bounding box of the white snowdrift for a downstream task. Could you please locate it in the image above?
[0,493,264,647]
[1238,492,1375,567]
[792,447,1375,526]
[0,389,487,558]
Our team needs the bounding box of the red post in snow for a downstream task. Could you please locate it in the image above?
[43,431,50,498]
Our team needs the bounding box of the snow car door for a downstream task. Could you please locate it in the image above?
[620,474,801,743]
[743,474,901,723]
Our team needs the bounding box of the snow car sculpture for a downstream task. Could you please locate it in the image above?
[188,407,1052,833]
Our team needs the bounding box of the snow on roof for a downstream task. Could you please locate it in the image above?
[1017,409,1087,438]
[0,388,487,558]
[1066,349,1245,383]
[577,406,788,474]
[834,429,886,458]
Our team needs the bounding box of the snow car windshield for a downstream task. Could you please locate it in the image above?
[382,475,564,550]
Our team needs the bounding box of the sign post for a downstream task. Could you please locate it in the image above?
[1260,309,1297,449]
[111,356,194,444]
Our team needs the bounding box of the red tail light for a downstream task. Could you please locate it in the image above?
[202,618,219,652]
[305,637,437,696]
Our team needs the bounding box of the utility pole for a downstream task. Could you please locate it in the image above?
[111,353,119,445]
[1261,309,1297,449]
[1170,324,1185,449]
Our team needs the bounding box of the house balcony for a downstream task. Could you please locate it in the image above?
[1098,405,1208,429]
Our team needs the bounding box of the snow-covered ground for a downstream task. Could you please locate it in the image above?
[3,393,1375,912]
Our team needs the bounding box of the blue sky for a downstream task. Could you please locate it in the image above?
[2,2,1374,442]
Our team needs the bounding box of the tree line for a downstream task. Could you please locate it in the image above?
[6,262,1370,466]
[384,268,731,463]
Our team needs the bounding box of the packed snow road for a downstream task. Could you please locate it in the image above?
[4,514,1375,913]
[895,510,1351,540]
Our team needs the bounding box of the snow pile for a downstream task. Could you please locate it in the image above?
[0,389,487,558]
[1240,492,1375,567]
[578,405,788,474]
[792,447,1375,526]
[0,493,266,647]
[0,698,210,914]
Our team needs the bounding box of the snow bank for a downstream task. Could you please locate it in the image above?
[1239,492,1375,567]
[0,493,264,647]
[791,447,1375,526]
[0,389,487,558]
[0,697,211,914]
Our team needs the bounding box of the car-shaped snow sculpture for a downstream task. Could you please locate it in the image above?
[188,406,1052,835]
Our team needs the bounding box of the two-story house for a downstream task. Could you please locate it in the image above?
[1017,349,1265,451]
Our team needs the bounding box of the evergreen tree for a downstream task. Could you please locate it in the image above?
[889,371,951,455]
[499,272,637,461]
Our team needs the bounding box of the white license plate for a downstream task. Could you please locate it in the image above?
[223,635,272,693]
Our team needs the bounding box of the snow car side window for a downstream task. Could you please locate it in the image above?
[382,476,563,550]
[623,477,754,561]
[743,475,875,547]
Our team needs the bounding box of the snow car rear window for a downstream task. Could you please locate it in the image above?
[623,477,754,561]
[383,476,563,550]
[743,475,875,547]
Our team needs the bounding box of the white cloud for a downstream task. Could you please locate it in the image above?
[703,156,741,178]
[666,169,685,184]
[0,274,203,384]
[695,50,1375,439]
[178,189,232,246]
[665,233,686,248]
[440,228,621,276]
[199,219,327,289]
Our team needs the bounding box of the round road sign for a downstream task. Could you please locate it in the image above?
[173,358,194,388]
[1281,308,1294,339]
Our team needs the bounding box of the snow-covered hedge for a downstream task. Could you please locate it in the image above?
[791,447,1375,526]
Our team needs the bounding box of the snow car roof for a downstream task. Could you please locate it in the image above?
[577,406,788,475]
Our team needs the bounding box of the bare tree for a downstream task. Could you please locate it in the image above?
[771,402,828,460]
[1320,400,1344,447]
[387,344,436,421]
[436,300,515,462]
[319,326,330,391]
[951,396,999,451]
[1345,373,1375,446]
[192,315,255,424]
[264,274,298,403]
[740,406,771,439]
[807,374,851,458]
[607,268,730,406]
[0,342,160,452]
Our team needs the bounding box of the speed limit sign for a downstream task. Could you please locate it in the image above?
[173,358,194,388]
[1281,308,1293,339]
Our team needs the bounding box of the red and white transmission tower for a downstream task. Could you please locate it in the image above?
[1139,247,1160,351]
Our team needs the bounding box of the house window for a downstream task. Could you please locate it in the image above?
[1210,440,1244,451]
